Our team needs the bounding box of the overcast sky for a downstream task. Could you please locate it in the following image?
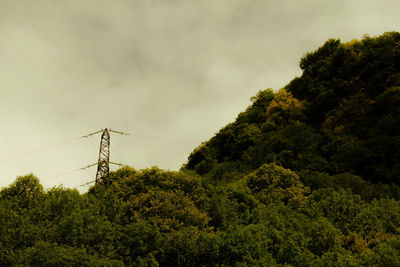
[0,0,399,191]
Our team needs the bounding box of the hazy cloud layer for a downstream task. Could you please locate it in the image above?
[1,0,399,190]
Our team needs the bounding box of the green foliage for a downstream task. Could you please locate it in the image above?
[2,167,400,266]
[266,88,305,125]
[117,221,162,266]
[0,174,44,210]
[245,163,310,208]
[17,241,124,267]
[185,31,400,189]
[306,217,343,256]
[3,32,400,266]
[205,182,258,229]
[212,224,278,266]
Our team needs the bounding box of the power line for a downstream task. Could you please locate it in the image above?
[0,132,101,165]
[23,129,132,188]
[111,135,127,150]
[41,162,98,182]
[0,129,193,166]
[41,168,84,182]
[2,128,195,190]
[109,129,130,136]
[102,128,193,147]
[78,162,127,187]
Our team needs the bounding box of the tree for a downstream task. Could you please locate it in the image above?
[244,163,310,208]
[0,174,44,210]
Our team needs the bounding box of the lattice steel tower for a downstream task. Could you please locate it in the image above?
[95,128,110,185]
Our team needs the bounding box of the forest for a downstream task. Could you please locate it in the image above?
[1,32,400,266]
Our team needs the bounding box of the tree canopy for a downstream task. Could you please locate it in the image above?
[2,32,400,266]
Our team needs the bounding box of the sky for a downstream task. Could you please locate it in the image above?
[0,0,399,191]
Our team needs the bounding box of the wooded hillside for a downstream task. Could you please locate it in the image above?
[1,32,400,266]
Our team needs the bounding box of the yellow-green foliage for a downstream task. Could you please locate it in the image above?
[244,163,310,208]
[266,88,304,123]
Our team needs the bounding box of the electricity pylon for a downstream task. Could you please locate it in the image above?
[91,128,130,185]
[95,128,110,185]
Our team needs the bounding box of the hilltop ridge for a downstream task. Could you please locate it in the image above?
[185,32,400,198]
